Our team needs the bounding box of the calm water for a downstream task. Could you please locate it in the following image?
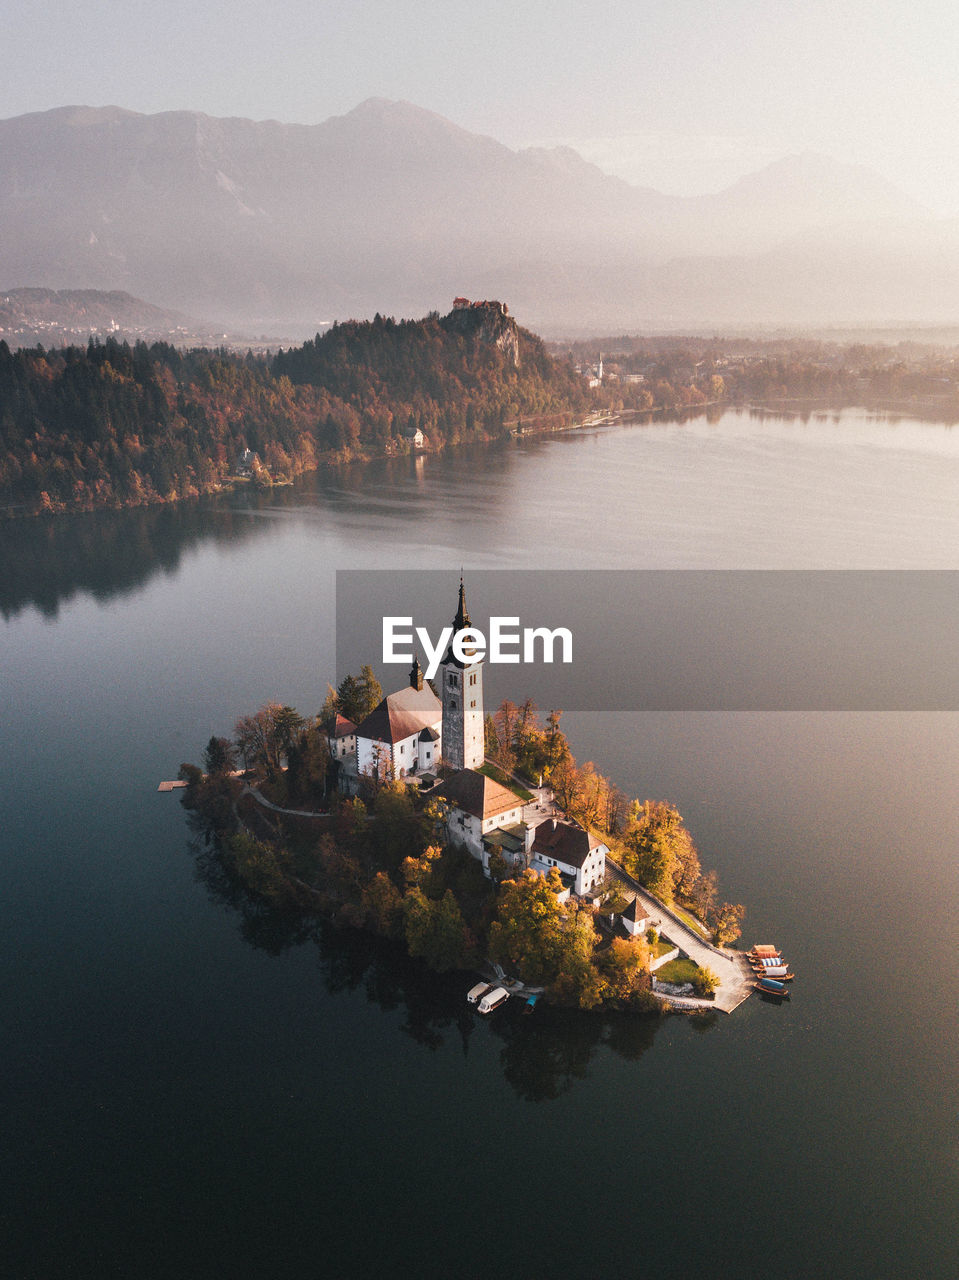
[2,408,959,1279]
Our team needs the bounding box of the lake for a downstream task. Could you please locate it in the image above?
[2,407,958,1278]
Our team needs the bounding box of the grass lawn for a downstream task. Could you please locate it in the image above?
[655,958,703,986]
[477,761,534,802]
[651,937,676,960]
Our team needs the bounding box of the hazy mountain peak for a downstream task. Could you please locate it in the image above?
[717,150,929,220]
[0,98,953,331]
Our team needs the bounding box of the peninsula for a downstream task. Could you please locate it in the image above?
[179,581,751,1013]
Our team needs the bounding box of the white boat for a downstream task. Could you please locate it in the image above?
[477,987,510,1014]
[467,982,492,1005]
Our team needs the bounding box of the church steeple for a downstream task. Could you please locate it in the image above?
[444,575,478,668]
[440,575,484,770]
[453,575,470,631]
[409,656,423,691]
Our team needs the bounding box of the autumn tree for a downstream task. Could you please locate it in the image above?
[689,869,719,921]
[620,800,696,903]
[492,699,519,774]
[712,902,745,948]
[488,868,566,985]
[362,871,404,939]
[599,936,651,1004]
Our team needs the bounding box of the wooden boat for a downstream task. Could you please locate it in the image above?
[755,977,791,997]
[748,944,780,958]
[523,993,540,1015]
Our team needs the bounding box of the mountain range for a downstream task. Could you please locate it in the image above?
[1,98,956,334]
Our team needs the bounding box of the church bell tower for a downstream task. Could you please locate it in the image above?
[440,578,484,771]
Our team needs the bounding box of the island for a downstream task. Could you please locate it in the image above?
[177,580,752,1014]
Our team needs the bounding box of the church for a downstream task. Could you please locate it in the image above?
[338,578,607,898]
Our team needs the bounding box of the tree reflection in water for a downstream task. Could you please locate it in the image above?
[190,837,699,1102]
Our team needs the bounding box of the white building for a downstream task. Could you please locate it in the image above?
[437,768,526,860]
[529,818,608,897]
[329,714,357,765]
[621,895,653,936]
[353,660,442,782]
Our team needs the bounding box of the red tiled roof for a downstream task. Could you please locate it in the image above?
[355,684,441,746]
[332,714,357,738]
[438,768,521,821]
[530,819,604,870]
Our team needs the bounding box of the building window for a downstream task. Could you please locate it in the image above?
[450,698,457,710]
[470,699,476,709]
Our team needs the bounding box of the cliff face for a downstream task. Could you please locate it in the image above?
[441,299,520,367]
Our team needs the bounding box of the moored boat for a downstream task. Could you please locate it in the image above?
[467,982,492,1005]
[750,960,789,977]
[477,987,510,1014]
[755,976,791,997]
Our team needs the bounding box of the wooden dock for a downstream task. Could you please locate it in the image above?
[157,780,187,792]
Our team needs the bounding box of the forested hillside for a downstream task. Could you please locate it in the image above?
[0,309,587,517]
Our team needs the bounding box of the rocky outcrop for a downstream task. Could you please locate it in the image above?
[441,299,520,367]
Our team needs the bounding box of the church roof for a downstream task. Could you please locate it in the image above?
[356,683,442,746]
[438,768,521,821]
[530,819,604,870]
[419,726,440,742]
[332,714,357,738]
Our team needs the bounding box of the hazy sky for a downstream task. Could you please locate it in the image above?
[6,0,959,212]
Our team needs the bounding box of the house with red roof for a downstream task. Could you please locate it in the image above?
[436,767,527,860]
[330,714,357,766]
[529,818,608,897]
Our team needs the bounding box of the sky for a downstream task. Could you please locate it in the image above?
[5,0,959,213]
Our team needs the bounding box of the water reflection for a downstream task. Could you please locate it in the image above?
[0,496,267,620]
[7,403,959,620]
[190,834,672,1102]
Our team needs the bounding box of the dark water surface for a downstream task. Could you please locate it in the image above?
[2,409,958,1278]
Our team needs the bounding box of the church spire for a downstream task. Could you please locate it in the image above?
[453,574,470,631]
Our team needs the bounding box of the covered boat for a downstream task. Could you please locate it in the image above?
[477,987,510,1014]
[755,976,791,997]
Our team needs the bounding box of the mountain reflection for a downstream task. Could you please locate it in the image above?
[190,835,676,1102]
